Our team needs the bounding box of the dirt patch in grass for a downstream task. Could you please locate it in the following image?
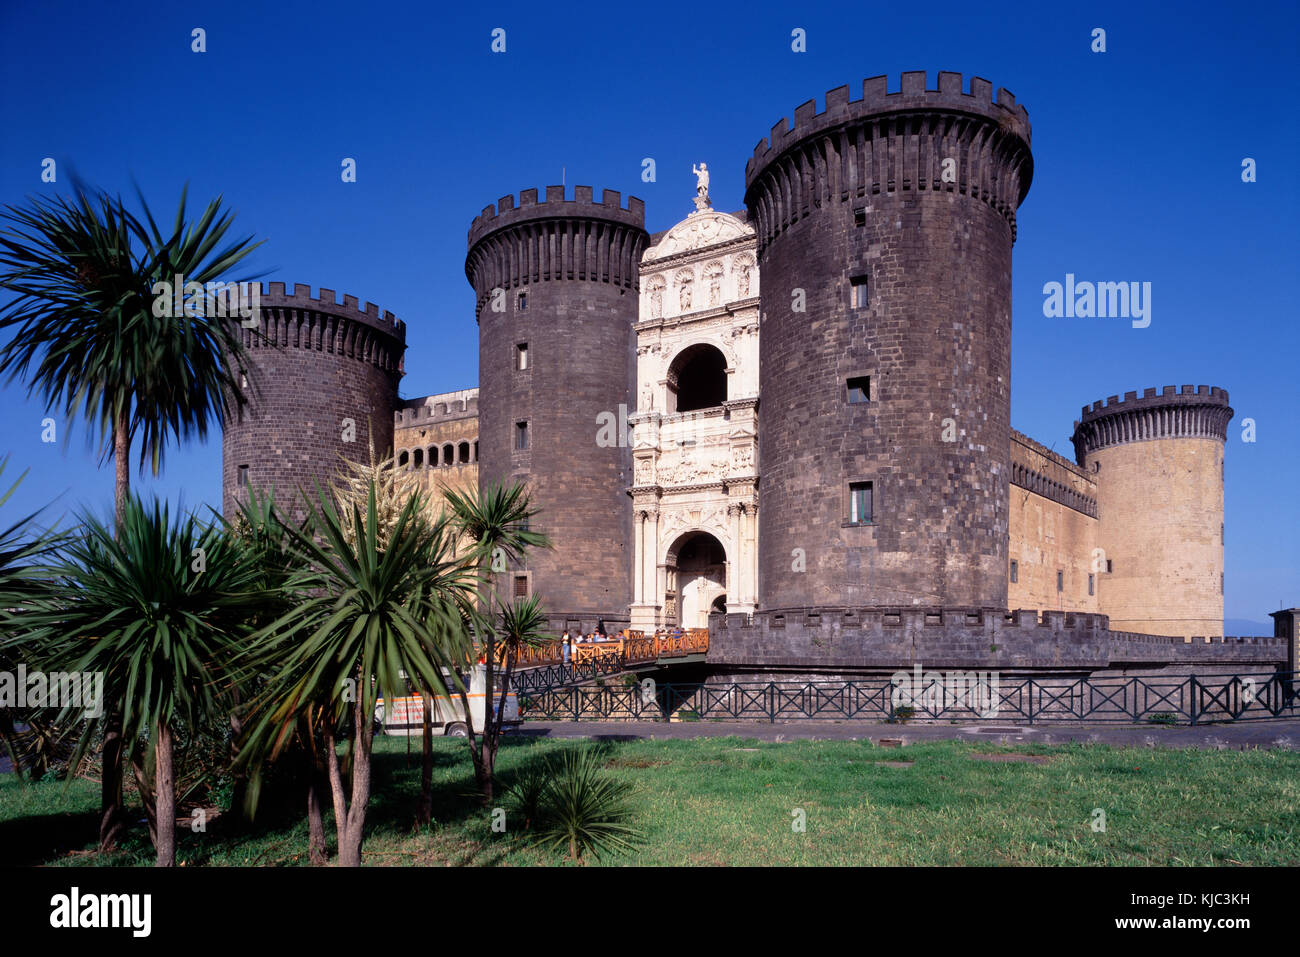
[603,757,668,769]
[875,761,914,768]
[971,753,1053,764]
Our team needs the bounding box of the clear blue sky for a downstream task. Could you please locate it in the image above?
[1,0,1296,624]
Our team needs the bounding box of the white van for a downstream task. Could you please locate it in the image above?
[374,664,520,737]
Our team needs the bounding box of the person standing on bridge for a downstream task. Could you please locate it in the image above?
[561,633,571,665]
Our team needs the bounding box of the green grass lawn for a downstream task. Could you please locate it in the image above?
[2,735,1296,866]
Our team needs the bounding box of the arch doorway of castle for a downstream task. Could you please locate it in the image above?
[666,343,727,413]
[667,531,727,629]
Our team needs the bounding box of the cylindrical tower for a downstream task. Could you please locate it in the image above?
[222,282,406,522]
[744,71,1033,612]
[1071,385,1233,637]
[466,186,648,631]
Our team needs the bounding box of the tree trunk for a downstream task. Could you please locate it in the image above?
[131,745,157,849]
[306,772,328,865]
[0,712,22,783]
[323,722,348,856]
[304,714,328,865]
[100,413,131,851]
[337,692,372,867]
[416,694,433,829]
[154,723,175,867]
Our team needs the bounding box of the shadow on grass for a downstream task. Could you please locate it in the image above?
[0,807,100,865]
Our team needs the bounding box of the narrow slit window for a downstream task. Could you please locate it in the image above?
[516,342,529,370]
[518,292,528,312]
[515,421,529,450]
[851,275,869,309]
[1057,570,1064,593]
[1009,559,1018,584]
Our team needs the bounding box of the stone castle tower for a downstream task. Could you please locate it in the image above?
[222,282,406,521]
[1072,386,1234,637]
[465,187,648,630]
[744,72,1032,614]
[222,71,1255,648]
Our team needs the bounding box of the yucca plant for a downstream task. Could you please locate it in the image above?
[0,180,264,849]
[532,748,642,863]
[16,497,266,865]
[443,481,551,805]
[0,454,66,783]
[237,481,478,866]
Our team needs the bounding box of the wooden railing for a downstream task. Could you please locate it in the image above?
[510,629,709,670]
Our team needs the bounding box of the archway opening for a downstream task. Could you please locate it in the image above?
[667,343,727,413]
[665,530,727,630]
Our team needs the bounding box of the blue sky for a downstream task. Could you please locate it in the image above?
[1,0,1296,623]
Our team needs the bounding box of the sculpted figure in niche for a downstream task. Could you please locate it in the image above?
[679,276,692,311]
[640,382,654,411]
[649,281,663,319]
[706,264,723,306]
[736,263,751,298]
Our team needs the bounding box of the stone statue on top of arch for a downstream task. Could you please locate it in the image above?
[692,162,711,211]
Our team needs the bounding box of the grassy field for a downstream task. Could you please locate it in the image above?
[2,735,1297,866]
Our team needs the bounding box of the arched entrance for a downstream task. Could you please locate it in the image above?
[666,531,727,629]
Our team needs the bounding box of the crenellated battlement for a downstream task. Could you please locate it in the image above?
[465,186,650,308]
[467,185,646,250]
[743,71,1034,251]
[746,72,1030,181]
[257,281,405,335]
[231,281,406,378]
[394,388,479,426]
[1071,385,1234,461]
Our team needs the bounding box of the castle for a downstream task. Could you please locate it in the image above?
[222,71,1295,677]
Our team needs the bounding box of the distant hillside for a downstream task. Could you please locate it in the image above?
[1225,618,1273,636]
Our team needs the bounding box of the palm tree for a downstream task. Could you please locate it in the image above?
[442,482,551,804]
[330,448,478,832]
[0,455,66,782]
[16,497,264,865]
[0,181,264,849]
[238,481,477,866]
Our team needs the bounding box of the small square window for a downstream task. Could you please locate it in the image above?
[516,342,529,371]
[851,276,869,309]
[847,376,870,404]
[237,464,250,486]
[1009,560,1018,584]
[853,208,867,227]
[518,292,528,312]
[849,481,873,525]
[514,575,529,599]
[515,421,529,450]
[1057,570,1064,593]
[1088,573,1095,596]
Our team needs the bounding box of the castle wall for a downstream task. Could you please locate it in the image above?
[222,282,405,523]
[707,608,1287,673]
[744,72,1033,615]
[1073,386,1232,638]
[393,389,479,516]
[1008,430,1100,613]
[466,186,647,632]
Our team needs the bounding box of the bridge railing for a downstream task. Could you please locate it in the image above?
[508,629,711,695]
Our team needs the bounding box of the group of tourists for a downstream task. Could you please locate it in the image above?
[558,622,686,665]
